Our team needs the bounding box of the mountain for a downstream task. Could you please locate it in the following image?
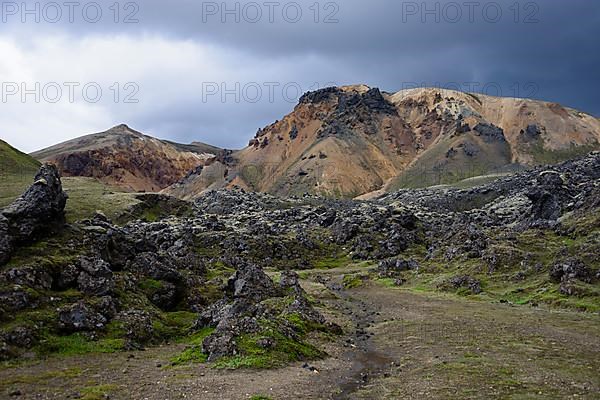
[0,138,41,176]
[32,124,223,192]
[164,85,600,199]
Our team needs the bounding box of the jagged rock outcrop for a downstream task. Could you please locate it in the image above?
[0,164,67,265]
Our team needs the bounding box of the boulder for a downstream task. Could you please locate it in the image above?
[473,123,506,142]
[378,258,419,277]
[0,288,37,313]
[280,270,304,295]
[227,263,280,302]
[58,301,107,332]
[114,310,154,344]
[549,259,592,284]
[0,164,68,265]
[202,332,238,362]
[447,275,482,294]
[77,257,114,296]
[0,266,53,290]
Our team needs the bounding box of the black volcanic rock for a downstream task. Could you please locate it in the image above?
[0,164,68,265]
[473,123,506,143]
[299,87,342,104]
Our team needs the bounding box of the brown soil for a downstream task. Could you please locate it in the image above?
[1,273,599,400]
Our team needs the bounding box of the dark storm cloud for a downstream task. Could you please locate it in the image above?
[1,0,599,150]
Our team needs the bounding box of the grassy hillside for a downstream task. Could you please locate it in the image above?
[0,174,140,224]
[389,132,521,190]
[0,139,41,175]
[0,139,42,206]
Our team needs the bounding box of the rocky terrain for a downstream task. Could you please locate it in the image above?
[165,86,600,199]
[32,125,223,193]
[0,150,598,398]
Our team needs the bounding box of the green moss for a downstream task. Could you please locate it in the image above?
[342,274,366,289]
[377,278,398,288]
[314,254,351,270]
[152,311,198,340]
[170,346,208,365]
[390,209,600,313]
[36,334,124,357]
[213,355,273,369]
[139,279,164,291]
[205,261,236,281]
[528,142,598,165]
[260,296,295,315]
[169,328,215,366]
[250,396,273,400]
[213,320,324,370]
[6,232,81,270]
[80,384,118,400]
[0,367,82,387]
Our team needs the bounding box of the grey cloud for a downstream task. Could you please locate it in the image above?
[1,0,599,151]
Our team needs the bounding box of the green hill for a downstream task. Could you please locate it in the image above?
[0,138,41,175]
[0,138,42,207]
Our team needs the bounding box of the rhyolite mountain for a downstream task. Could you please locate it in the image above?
[164,86,600,199]
[31,124,223,192]
[28,86,600,198]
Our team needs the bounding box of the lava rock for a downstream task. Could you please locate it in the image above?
[1,266,53,290]
[77,257,114,296]
[447,275,482,294]
[473,123,506,142]
[227,263,280,302]
[0,164,68,265]
[58,301,107,332]
[549,259,592,284]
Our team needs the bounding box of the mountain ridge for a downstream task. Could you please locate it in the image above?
[31,124,223,192]
[24,85,600,199]
[164,85,600,199]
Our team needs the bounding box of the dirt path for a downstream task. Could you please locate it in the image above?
[2,277,599,400]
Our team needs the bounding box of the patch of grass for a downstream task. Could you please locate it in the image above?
[377,277,399,288]
[528,142,598,165]
[153,311,198,340]
[36,334,124,357]
[205,261,236,281]
[139,278,164,291]
[0,367,82,387]
[250,396,273,400]
[213,321,325,370]
[61,177,140,223]
[170,346,209,365]
[80,384,118,400]
[169,328,215,366]
[314,254,351,270]
[342,274,366,289]
[0,170,138,223]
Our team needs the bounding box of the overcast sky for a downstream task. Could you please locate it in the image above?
[1,0,599,152]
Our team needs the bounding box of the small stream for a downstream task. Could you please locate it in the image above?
[328,285,394,400]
